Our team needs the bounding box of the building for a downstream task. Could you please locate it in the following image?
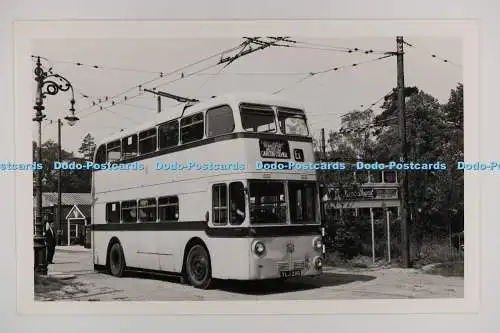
[33,192,92,246]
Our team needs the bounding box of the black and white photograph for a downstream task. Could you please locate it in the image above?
[13,20,479,314]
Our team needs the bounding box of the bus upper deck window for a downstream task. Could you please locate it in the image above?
[139,128,157,154]
[122,134,138,159]
[158,120,179,149]
[206,105,234,137]
[277,107,309,136]
[239,103,276,133]
[106,140,121,162]
[95,145,106,163]
[181,113,204,144]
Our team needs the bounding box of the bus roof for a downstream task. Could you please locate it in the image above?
[97,92,306,145]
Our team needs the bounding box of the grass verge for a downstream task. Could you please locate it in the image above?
[425,261,464,277]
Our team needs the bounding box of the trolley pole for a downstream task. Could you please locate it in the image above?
[396,36,411,268]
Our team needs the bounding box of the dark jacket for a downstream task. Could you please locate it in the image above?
[45,228,56,247]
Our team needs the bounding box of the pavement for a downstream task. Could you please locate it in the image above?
[37,247,464,301]
[55,245,91,253]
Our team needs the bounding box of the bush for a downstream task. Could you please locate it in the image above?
[325,216,368,259]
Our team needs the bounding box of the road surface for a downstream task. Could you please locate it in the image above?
[36,246,464,301]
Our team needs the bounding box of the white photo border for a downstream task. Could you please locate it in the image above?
[14,19,479,315]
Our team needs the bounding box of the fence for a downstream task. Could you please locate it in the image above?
[323,212,464,264]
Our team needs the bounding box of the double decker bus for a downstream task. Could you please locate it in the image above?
[91,92,323,289]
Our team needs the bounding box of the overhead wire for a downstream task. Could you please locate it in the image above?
[402,39,462,67]
[272,53,396,95]
[61,42,244,115]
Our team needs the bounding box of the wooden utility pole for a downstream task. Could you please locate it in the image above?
[396,36,411,268]
[321,128,326,160]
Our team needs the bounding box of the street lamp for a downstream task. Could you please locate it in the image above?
[33,56,79,275]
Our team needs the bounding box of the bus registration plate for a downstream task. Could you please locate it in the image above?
[280,269,302,278]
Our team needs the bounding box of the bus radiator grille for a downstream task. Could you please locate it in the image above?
[277,261,305,271]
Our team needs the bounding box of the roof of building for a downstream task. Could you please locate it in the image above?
[34,192,92,207]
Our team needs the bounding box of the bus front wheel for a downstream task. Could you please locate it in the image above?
[185,244,212,289]
[109,243,125,277]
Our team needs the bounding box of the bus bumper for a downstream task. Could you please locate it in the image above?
[248,234,324,280]
[250,256,323,280]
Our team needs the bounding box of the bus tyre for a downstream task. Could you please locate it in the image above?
[109,243,125,277]
[185,244,212,289]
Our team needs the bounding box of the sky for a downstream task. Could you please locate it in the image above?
[30,37,462,155]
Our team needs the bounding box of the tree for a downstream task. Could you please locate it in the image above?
[78,133,96,161]
[317,84,464,260]
[317,108,378,258]
[372,84,464,256]
[32,139,92,193]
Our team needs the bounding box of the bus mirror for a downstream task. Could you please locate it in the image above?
[244,187,248,195]
[205,211,209,222]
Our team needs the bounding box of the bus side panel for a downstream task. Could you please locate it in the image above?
[92,230,109,266]
[205,237,251,280]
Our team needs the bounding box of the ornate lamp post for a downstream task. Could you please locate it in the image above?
[33,56,79,275]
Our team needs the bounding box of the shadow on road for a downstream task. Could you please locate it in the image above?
[212,272,376,295]
[119,270,376,295]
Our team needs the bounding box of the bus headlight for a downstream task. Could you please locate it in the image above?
[252,240,266,257]
[313,256,323,270]
[313,237,323,251]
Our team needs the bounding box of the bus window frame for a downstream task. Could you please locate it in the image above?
[205,104,235,138]
[138,197,157,222]
[95,144,106,163]
[158,195,179,222]
[277,107,310,137]
[180,112,205,144]
[122,134,139,160]
[106,140,121,162]
[158,119,180,150]
[121,200,138,223]
[228,181,246,226]
[248,179,288,225]
[105,202,121,223]
[212,183,228,226]
[238,102,277,133]
[138,128,158,155]
[288,180,317,224]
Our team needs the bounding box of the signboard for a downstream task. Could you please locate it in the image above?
[259,139,290,159]
[329,188,376,200]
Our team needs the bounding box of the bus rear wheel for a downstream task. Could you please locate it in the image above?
[185,244,212,289]
[109,243,125,277]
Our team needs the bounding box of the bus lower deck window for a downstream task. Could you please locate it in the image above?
[158,196,179,221]
[212,184,228,225]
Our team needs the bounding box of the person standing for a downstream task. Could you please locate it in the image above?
[45,222,56,264]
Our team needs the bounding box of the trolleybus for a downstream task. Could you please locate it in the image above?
[91,92,323,289]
